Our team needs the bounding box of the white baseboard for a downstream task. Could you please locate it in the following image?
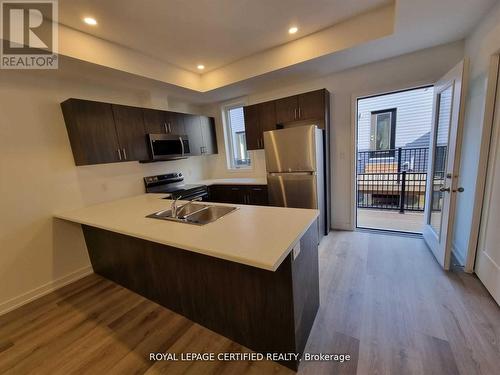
[0,265,93,316]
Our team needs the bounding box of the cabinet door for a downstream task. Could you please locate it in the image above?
[200,116,218,155]
[298,89,325,123]
[61,99,121,165]
[208,185,245,204]
[275,95,298,124]
[143,109,167,134]
[165,111,185,134]
[184,114,203,155]
[259,101,276,133]
[247,186,268,206]
[111,104,149,161]
[225,186,246,204]
[243,104,261,150]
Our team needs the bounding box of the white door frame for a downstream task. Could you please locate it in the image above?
[465,54,500,273]
[474,56,500,304]
[422,60,468,270]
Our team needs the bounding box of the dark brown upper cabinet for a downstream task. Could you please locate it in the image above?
[183,114,203,156]
[61,98,218,166]
[243,104,260,150]
[274,89,327,127]
[298,90,326,122]
[61,99,121,165]
[275,95,298,124]
[243,101,276,150]
[142,108,165,134]
[200,116,218,155]
[143,109,185,135]
[111,104,149,161]
[165,111,186,135]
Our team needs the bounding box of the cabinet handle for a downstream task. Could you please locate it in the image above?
[122,148,127,160]
[117,149,122,161]
[164,122,168,133]
[294,108,297,120]
[298,107,302,119]
[168,123,172,133]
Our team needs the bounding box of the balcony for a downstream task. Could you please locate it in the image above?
[356,146,446,233]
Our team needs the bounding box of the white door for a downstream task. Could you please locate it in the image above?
[476,60,500,304]
[423,61,467,270]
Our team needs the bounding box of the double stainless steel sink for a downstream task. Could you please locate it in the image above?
[146,203,238,225]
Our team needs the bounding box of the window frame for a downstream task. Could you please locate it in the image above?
[370,108,397,158]
[222,102,253,171]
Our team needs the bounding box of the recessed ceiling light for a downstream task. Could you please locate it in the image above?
[197,64,205,70]
[83,17,97,26]
[288,26,298,34]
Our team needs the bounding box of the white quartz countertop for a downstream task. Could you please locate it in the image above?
[54,194,318,271]
[197,177,267,186]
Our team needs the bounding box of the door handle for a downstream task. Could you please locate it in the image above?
[439,187,451,192]
[179,137,184,156]
[453,187,465,193]
[122,148,127,160]
[117,149,122,161]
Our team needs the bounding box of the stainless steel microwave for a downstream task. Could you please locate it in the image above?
[148,134,190,160]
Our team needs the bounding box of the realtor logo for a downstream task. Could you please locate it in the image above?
[1,0,58,69]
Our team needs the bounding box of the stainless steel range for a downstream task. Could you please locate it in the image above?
[144,172,208,200]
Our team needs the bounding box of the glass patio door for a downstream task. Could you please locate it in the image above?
[422,60,467,270]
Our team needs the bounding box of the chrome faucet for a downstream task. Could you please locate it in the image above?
[171,196,202,219]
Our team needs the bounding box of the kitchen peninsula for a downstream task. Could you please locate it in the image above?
[55,194,320,370]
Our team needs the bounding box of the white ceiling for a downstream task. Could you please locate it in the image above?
[51,0,497,101]
[58,0,390,73]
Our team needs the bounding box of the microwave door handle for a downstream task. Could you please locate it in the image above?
[179,137,185,156]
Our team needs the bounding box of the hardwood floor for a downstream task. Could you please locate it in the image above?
[0,230,498,374]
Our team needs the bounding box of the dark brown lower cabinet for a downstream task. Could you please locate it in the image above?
[208,185,268,205]
[82,220,319,370]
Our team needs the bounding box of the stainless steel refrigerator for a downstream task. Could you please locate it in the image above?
[263,125,326,237]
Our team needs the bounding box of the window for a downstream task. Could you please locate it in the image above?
[224,105,251,169]
[370,108,396,157]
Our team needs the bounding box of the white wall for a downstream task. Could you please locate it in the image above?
[357,87,434,150]
[204,41,464,229]
[0,66,212,313]
[452,1,500,265]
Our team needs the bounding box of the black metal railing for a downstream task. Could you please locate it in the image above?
[357,146,446,212]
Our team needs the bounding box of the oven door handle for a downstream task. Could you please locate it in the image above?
[179,137,185,157]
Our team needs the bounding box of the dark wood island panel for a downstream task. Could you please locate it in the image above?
[81,221,319,370]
